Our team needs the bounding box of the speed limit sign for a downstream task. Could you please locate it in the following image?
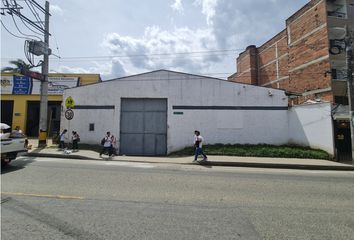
[65,109,74,120]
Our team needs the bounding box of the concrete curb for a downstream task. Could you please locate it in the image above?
[25,153,97,161]
[201,161,354,171]
[24,153,354,171]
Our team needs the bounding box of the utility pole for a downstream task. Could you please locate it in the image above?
[38,1,50,147]
[345,26,354,164]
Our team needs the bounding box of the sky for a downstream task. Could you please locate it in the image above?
[1,0,309,80]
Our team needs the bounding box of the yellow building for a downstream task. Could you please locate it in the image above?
[1,72,101,137]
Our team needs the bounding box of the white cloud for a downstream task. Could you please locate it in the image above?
[171,0,184,13]
[96,0,308,78]
[50,5,64,16]
[195,0,307,48]
[57,66,89,74]
[56,59,127,80]
[194,0,218,25]
[102,26,220,75]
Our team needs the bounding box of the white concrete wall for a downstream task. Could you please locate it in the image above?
[61,70,290,153]
[288,102,334,156]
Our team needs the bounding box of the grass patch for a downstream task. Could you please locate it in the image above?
[169,144,330,160]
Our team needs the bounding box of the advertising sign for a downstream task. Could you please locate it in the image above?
[1,76,13,94]
[12,76,32,94]
[32,77,79,95]
[1,76,79,95]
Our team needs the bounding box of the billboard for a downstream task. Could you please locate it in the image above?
[1,75,79,95]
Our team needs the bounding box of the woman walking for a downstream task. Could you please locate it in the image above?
[72,131,80,151]
[59,129,67,149]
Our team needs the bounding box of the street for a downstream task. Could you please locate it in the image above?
[1,156,354,240]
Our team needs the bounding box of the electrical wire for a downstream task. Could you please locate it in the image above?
[24,0,44,29]
[11,12,41,40]
[19,12,44,36]
[0,41,338,62]
[0,19,32,40]
[27,0,46,14]
[0,41,328,62]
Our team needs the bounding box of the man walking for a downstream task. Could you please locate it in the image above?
[100,131,114,158]
[193,130,207,162]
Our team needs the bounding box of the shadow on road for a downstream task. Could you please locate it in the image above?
[1,157,36,175]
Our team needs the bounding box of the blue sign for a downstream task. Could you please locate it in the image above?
[12,76,32,94]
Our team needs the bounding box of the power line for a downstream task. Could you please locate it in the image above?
[28,0,47,14]
[11,12,41,40]
[25,0,44,29]
[0,19,32,40]
[18,8,44,36]
[1,41,333,62]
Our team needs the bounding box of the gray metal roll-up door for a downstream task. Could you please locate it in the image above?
[120,98,167,156]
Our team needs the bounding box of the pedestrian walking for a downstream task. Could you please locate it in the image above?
[193,130,207,162]
[72,131,80,151]
[111,134,118,155]
[100,131,114,158]
[59,129,67,149]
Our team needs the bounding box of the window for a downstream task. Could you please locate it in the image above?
[89,123,94,131]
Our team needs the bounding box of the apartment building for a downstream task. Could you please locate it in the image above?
[228,0,354,161]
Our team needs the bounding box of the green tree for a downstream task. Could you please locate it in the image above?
[1,59,33,72]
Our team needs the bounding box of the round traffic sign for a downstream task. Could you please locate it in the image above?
[65,109,74,120]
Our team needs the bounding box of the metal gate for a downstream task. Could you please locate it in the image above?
[120,98,167,156]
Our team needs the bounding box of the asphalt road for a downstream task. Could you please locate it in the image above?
[1,156,354,240]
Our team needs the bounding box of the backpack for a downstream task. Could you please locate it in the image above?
[101,138,105,146]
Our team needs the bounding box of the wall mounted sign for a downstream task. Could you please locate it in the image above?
[1,75,79,95]
[12,76,32,94]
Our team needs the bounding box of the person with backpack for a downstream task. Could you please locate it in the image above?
[72,131,80,151]
[193,130,207,162]
[99,131,114,158]
[59,129,68,149]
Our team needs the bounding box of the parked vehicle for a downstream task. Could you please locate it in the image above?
[1,124,28,166]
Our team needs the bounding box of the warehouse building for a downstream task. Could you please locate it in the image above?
[60,70,333,156]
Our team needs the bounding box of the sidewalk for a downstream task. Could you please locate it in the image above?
[25,139,354,171]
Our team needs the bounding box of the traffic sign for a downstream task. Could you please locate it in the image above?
[65,109,74,120]
[65,96,75,109]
